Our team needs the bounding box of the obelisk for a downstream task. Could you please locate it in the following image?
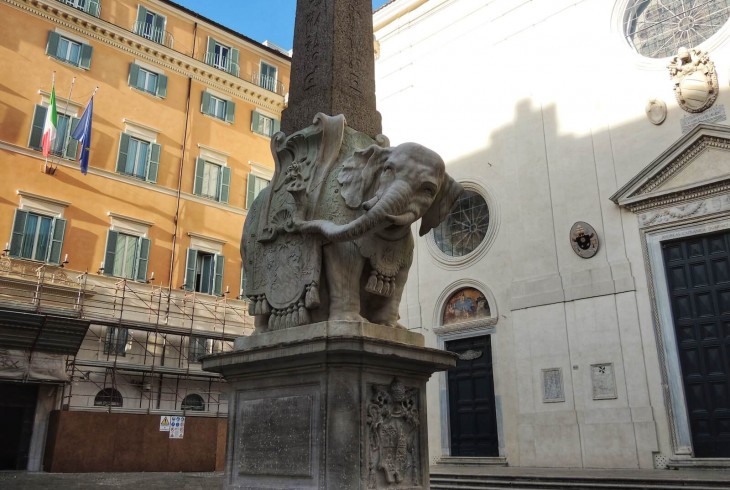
[282,0,382,137]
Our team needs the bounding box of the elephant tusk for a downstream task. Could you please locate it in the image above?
[385,211,417,227]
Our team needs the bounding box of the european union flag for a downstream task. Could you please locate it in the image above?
[71,96,93,174]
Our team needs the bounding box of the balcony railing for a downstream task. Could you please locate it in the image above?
[252,72,285,95]
[204,52,240,77]
[133,21,174,49]
[57,0,100,18]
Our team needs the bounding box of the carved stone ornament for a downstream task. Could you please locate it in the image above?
[645,99,667,125]
[366,378,420,488]
[242,113,464,332]
[570,221,599,258]
[668,47,718,113]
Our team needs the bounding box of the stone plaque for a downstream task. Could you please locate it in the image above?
[238,395,313,476]
[591,363,617,400]
[680,104,726,133]
[542,368,564,403]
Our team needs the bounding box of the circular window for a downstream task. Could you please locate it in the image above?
[624,0,730,58]
[433,190,489,257]
[442,287,491,326]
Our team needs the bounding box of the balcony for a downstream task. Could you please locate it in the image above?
[57,0,100,18]
[133,21,174,49]
[252,72,285,95]
[204,52,240,77]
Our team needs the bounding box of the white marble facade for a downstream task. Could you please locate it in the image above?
[374,0,730,469]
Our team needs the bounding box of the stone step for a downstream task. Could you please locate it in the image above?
[437,457,508,466]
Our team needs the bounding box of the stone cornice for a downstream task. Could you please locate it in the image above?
[5,0,286,112]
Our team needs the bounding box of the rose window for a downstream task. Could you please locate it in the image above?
[432,190,489,257]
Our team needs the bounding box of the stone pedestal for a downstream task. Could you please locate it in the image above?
[202,321,456,490]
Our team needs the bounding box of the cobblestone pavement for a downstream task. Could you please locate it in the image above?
[0,471,224,489]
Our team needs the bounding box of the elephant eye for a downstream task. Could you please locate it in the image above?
[422,184,436,197]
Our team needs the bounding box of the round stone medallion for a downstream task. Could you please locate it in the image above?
[570,222,599,259]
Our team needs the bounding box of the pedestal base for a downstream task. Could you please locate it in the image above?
[202,321,456,490]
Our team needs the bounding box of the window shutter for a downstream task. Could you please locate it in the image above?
[184,248,197,291]
[29,105,47,150]
[117,133,131,173]
[273,118,281,134]
[147,142,160,183]
[79,43,93,69]
[206,37,215,64]
[246,175,257,209]
[230,48,240,76]
[63,117,80,159]
[153,14,166,43]
[225,100,235,123]
[193,157,205,195]
[9,209,28,258]
[251,111,260,133]
[47,217,67,265]
[103,230,118,276]
[201,91,211,115]
[87,0,100,17]
[135,237,150,282]
[213,254,225,296]
[219,166,231,203]
[135,6,147,34]
[46,31,60,59]
[156,73,168,98]
[128,63,140,89]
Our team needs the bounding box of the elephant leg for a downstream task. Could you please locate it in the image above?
[324,241,366,322]
[365,266,410,328]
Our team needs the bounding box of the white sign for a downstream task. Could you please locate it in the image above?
[159,416,171,432]
[169,416,185,439]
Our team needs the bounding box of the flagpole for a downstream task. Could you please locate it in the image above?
[43,72,56,174]
[53,76,77,171]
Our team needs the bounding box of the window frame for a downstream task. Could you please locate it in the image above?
[200,91,235,123]
[116,132,161,183]
[193,157,231,204]
[8,209,67,265]
[251,110,280,137]
[28,104,80,159]
[103,229,151,282]
[184,247,225,296]
[103,326,129,356]
[46,31,92,69]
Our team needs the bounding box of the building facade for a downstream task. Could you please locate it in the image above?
[375,0,730,469]
[0,0,289,471]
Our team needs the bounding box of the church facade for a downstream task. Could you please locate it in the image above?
[374,0,730,469]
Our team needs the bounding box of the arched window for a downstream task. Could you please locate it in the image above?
[442,287,491,326]
[181,393,205,411]
[94,388,123,407]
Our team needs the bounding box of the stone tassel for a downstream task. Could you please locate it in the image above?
[260,299,271,315]
[376,276,385,295]
[298,303,310,324]
[383,277,391,297]
[365,271,378,294]
[292,306,299,326]
[254,298,262,315]
[305,283,320,308]
[268,311,276,330]
[249,299,257,316]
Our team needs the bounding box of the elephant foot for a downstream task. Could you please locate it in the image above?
[329,312,367,323]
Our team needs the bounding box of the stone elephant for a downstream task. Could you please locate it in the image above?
[242,114,463,331]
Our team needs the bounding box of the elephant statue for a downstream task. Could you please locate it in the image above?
[242,113,463,331]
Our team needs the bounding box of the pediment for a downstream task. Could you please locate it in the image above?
[611,124,730,211]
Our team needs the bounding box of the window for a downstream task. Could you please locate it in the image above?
[259,61,278,92]
[28,105,79,159]
[8,210,66,264]
[181,393,205,411]
[104,327,128,356]
[433,190,489,257]
[205,37,239,76]
[246,174,270,208]
[184,248,224,296]
[193,158,231,203]
[103,230,150,281]
[134,6,166,45]
[94,388,123,407]
[189,337,211,362]
[46,31,92,69]
[128,63,167,97]
[201,91,235,122]
[116,133,160,182]
[251,111,280,137]
[624,0,730,58]
[57,0,100,17]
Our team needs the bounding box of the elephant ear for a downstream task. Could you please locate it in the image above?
[338,145,389,209]
[419,176,465,236]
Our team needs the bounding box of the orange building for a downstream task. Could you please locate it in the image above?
[0,0,289,471]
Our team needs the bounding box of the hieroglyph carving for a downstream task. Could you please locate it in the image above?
[668,47,718,113]
[366,378,420,488]
[242,113,463,331]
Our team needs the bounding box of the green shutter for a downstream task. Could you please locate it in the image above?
[63,117,80,159]
[117,133,130,173]
[184,248,197,291]
[46,31,60,59]
[128,63,140,89]
[9,210,28,258]
[153,13,165,43]
[79,43,93,69]
[156,73,168,98]
[220,166,231,204]
[206,37,215,65]
[147,142,160,183]
[193,157,205,195]
[135,5,147,34]
[246,175,256,209]
[251,111,260,134]
[201,91,211,115]
[230,48,240,76]
[273,118,281,134]
[213,254,225,296]
[225,100,235,123]
[47,218,66,265]
[103,230,118,276]
[87,0,100,17]
[135,237,150,282]
[29,105,47,150]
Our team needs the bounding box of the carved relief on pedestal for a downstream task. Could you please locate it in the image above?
[366,378,420,488]
[668,47,718,113]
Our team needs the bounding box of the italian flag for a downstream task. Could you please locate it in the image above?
[41,83,58,157]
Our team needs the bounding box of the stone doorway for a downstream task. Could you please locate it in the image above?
[0,382,38,470]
